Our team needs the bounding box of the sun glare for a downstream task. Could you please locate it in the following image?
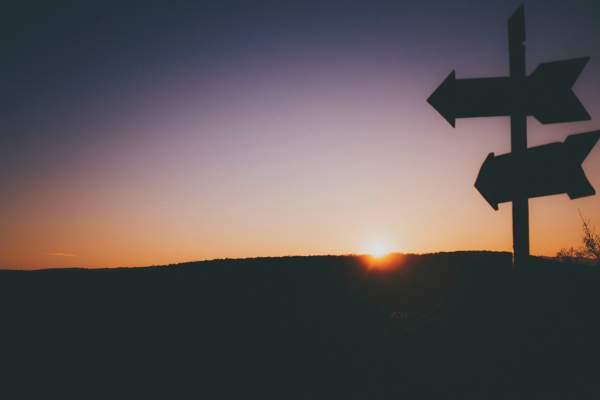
[361,239,403,270]
[366,242,392,259]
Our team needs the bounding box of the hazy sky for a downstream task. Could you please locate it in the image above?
[2,0,600,268]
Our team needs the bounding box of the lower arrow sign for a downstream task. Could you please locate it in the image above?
[475,130,600,210]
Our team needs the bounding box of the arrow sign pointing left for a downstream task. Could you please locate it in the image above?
[475,130,600,210]
[427,57,590,127]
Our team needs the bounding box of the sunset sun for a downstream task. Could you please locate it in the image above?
[366,242,393,259]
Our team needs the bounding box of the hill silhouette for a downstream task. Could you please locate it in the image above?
[2,251,599,398]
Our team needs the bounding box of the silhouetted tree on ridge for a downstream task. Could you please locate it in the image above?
[557,211,600,264]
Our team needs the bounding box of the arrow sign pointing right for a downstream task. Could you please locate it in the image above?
[427,57,590,127]
[475,130,600,210]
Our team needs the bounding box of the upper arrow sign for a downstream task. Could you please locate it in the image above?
[427,57,590,127]
[474,130,600,210]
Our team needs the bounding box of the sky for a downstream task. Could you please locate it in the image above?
[2,0,600,268]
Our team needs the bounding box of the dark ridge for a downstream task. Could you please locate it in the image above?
[1,250,512,272]
[1,251,598,398]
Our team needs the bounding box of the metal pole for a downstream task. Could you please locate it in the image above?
[508,5,530,266]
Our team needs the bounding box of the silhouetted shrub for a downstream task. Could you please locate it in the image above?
[557,211,600,264]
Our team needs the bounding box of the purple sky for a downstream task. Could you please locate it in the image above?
[2,0,600,268]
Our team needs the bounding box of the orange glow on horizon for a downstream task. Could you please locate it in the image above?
[362,253,405,271]
[363,240,394,259]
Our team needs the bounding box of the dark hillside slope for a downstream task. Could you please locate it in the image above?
[1,252,599,398]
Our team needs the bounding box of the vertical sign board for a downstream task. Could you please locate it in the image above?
[427,5,598,265]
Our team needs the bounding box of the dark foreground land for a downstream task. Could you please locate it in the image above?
[2,252,600,398]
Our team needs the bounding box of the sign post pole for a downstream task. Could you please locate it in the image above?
[508,6,529,266]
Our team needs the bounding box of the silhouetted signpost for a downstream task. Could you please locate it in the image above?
[427,5,598,265]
